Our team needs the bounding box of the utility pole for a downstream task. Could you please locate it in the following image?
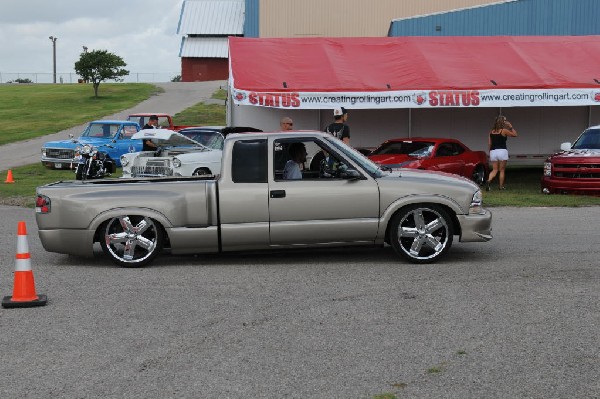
[49,36,57,83]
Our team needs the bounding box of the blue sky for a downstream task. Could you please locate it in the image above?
[0,0,185,79]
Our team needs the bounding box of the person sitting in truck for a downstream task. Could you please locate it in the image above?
[283,142,307,180]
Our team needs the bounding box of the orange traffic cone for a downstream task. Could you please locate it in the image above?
[4,169,15,183]
[2,221,47,308]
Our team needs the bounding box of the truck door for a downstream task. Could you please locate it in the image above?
[217,139,271,251]
[268,137,380,246]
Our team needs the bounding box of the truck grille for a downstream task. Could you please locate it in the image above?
[45,148,75,160]
[132,159,173,177]
[553,163,600,179]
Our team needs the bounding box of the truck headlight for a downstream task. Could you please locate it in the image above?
[543,161,552,177]
[41,148,47,157]
[469,190,485,215]
[172,157,182,168]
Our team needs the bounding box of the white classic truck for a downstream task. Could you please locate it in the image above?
[35,131,492,267]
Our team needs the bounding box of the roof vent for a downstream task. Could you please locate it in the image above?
[490,80,498,86]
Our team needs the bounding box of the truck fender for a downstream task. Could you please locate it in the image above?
[377,194,464,240]
[88,207,174,235]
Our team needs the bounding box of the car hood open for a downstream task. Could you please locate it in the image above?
[133,129,205,148]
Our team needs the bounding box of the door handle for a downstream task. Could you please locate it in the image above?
[270,190,286,198]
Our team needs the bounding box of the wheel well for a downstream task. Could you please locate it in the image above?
[384,203,461,244]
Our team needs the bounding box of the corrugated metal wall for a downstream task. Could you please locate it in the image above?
[250,0,502,37]
[390,0,600,36]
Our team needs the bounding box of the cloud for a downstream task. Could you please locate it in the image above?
[0,0,185,81]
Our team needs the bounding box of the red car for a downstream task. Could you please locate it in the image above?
[368,137,488,185]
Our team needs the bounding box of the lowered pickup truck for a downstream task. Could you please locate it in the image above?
[35,131,492,267]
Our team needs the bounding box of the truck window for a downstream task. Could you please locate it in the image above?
[232,139,267,183]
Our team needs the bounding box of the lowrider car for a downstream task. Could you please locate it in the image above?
[368,137,488,185]
[120,129,222,178]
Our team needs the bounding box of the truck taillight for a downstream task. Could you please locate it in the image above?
[35,195,51,213]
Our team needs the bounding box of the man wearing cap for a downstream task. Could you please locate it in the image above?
[325,107,350,144]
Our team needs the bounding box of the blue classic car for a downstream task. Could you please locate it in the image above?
[41,120,141,169]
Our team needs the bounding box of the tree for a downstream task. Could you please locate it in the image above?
[74,50,129,98]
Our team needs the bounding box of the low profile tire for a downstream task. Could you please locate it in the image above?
[471,164,486,186]
[100,215,164,267]
[390,204,454,264]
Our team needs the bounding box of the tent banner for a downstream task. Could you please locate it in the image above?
[231,87,600,109]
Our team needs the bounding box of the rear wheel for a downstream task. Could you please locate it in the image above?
[471,164,486,186]
[390,204,453,264]
[100,215,164,267]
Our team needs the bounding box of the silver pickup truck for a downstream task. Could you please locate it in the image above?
[35,131,492,267]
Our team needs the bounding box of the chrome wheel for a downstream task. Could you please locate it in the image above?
[100,215,164,267]
[390,205,453,263]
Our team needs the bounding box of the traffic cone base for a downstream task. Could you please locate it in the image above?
[1,221,47,308]
[2,294,47,308]
[4,169,15,183]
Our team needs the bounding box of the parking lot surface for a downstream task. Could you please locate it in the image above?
[0,205,598,398]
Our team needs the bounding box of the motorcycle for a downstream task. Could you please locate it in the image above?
[74,143,116,180]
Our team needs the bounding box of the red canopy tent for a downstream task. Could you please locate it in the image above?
[228,36,600,109]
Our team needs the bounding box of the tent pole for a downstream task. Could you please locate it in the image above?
[588,106,592,127]
[408,108,412,138]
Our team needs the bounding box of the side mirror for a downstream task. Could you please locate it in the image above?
[560,142,572,151]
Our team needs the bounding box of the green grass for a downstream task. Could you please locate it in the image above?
[0,83,159,145]
[211,88,227,101]
[173,102,226,126]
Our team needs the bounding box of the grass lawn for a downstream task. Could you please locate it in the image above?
[0,83,159,145]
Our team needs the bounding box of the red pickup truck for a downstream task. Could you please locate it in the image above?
[541,125,600,195]
[127,113,192,132]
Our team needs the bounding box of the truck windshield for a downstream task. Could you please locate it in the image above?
[572,128,600,150]
[82,123,120,139]
[324,137,385,178]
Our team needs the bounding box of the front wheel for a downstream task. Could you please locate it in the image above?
[390,205,454,264]
[75,163,85,180]
[100,215,164,267]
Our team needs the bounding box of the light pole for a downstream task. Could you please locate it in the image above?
[49,36,57,83]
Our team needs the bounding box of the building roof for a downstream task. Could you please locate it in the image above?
[177,0,244,36]
[228,36,600,109]
[180,37,229,58]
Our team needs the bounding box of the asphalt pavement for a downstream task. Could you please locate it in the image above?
[0,205,598,399]
[0,80,227,172]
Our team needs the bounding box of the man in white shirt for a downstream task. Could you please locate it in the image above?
[282,142,307,180]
